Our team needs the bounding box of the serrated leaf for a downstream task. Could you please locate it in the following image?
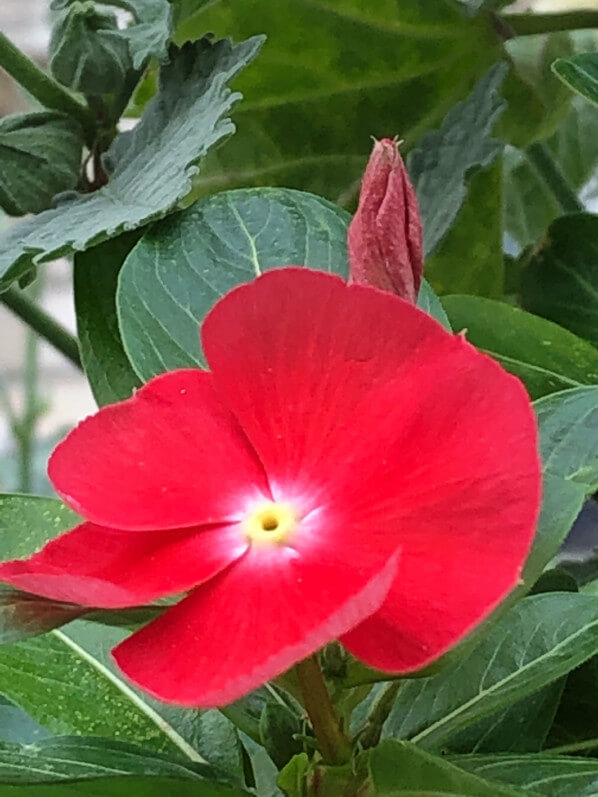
[75,234,142,406]
[442,295,598,399]
[553,52,598,107]
[367,740,520,795]
[522,213,598,347]
[179,1,501,202]
[452,753,598,795]
[382,593,598,751]
[535,386,598,493]
[0,113,83,217]
[407,62,507,256]
[51,0,173,69]
[117,187,350,381]
[0,36,263,291]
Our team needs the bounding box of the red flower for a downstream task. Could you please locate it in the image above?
[0,269,540,707]
[348,137,423,304]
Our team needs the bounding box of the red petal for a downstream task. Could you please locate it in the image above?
[202,269,540,670]
[0,522,247,608]
[49,370,269,530]
[113,545,399,706]
[339,366,541,672]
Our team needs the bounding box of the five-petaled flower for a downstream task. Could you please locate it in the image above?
[0,268,541,707]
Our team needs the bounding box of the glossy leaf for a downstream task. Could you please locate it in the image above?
[0,736,229,783]
[75,233,142,406]
[407,62,506,256]
[442,295,598,399]
[0,36,263,291]
[178,1,502,201]
[522,214,598,347]
[535,386,598,493]
[367,740,519,795]
[453,753,598,795]
[0,113,83,217]
[382,593,598,750]
[118,187,350,381]
[553,52,598,107]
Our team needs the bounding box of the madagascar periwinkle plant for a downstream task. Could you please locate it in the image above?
[0,1,597,794]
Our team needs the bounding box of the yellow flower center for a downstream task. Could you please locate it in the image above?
[244,502,297,546]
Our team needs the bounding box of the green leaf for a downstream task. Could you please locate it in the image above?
[548,656,598,752]
[75,234,142,406]
[49,2,133,96]
[452,753,598,795]
[504,97,598,251]
[240,733,282,797]
[382,593,598,750]
[442,681,565,755]
[51,0,173,69]
[425,162,503,297]
[441,295,598,399]
[0,697,50,745]
[553,52,598,107]
[118,187,350,381]
[259,704,302,770]
[416,279,452,330]
[367,740,520,795]
[0,495,77,560]
[0,736,235,784]
[0,113,83,217]
[407,62,507,257]
[522,214,598,347]
[535,386,598,493]
[0,36,263,291]
[0,778,247,795]
[276,754,309,797]
[178,1,501,201]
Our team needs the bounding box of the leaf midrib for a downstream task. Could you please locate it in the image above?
[52,630,206,763]
[409,616,598,747]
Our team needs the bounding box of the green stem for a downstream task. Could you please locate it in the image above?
[294,655,352,765]
[501,10,598,37]
[16,324,39,492]
[0,288,82,370]
[359,682,401,750]
[0,32,93,139]
[543,738,598,756]
[527,142,584,214]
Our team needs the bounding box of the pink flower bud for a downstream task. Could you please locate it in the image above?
[348,138,423,304]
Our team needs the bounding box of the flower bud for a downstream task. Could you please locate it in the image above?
[348,138,423,304]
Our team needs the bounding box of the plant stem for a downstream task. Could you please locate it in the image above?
[0,32,93,139]
[544,737,598,756]
[16,324,39,492]
[501,10,598,37]
[294,655,352,765]
[527,142,583,215]
[0,288,82,370]
[359,681,401,750]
